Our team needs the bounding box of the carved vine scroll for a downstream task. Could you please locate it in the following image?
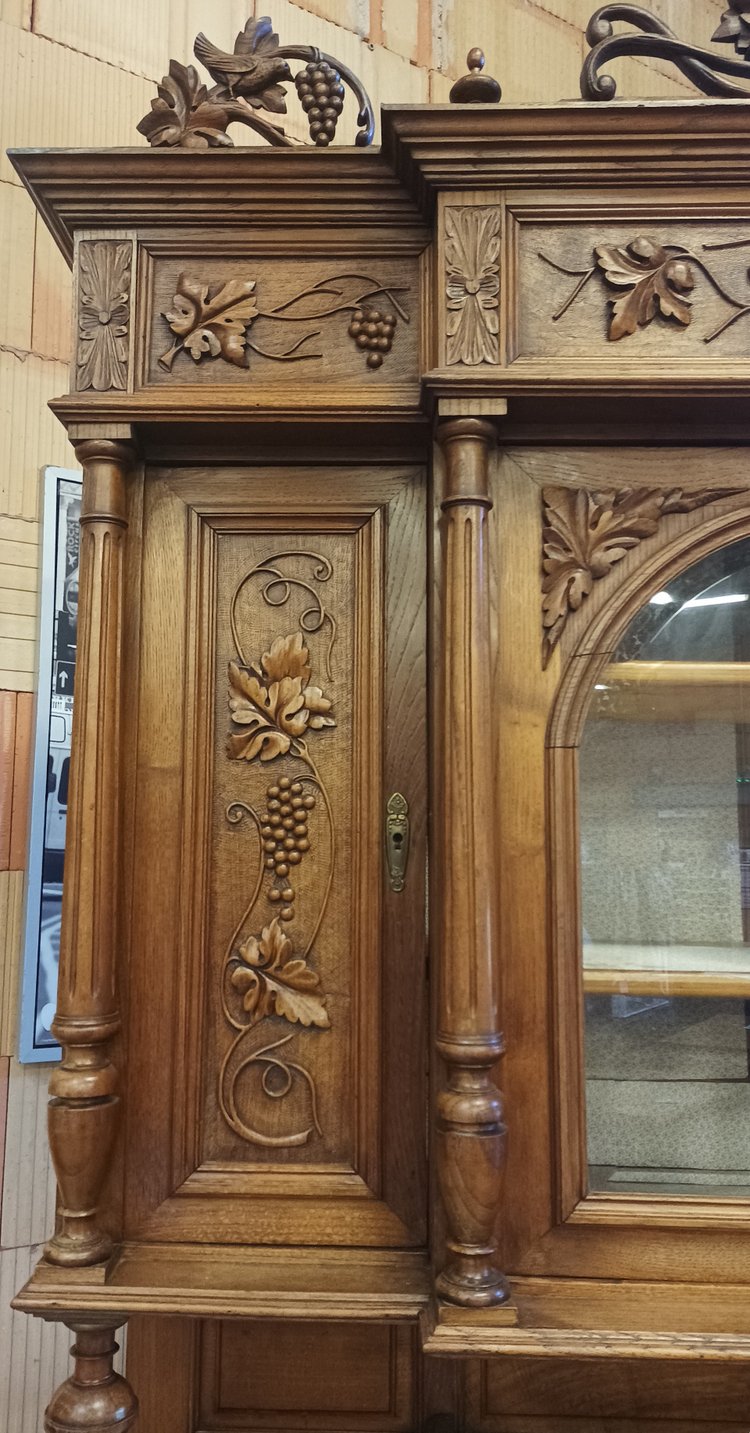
[539,234,750,343]
[445,207,501,366]
[542,485,744,665]
[76,241,132,392]
[220,553,336,1148]
[159,272,409,374]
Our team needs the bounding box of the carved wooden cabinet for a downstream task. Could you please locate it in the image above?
[11,46,750,1433]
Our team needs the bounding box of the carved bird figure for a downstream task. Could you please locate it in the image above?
[713,1,750,57]
[194,31,291,105]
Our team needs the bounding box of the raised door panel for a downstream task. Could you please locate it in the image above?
[119,464,427,1248]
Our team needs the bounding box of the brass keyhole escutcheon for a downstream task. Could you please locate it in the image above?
[385,792,409,892]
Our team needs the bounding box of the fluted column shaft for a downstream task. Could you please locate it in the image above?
[46,439,133,1267]
[435,418,508,1308]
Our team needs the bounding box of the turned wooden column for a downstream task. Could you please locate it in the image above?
[44,1320,138,1432]
[435,417,508,1308]
[46,438,133,1267]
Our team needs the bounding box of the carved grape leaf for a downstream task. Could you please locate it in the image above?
[229,16,288,112]
[262,632,311,684]
[542,484,744,665]
[159,274,259,370]
[595,237,695,340]
[231,918,329,1029]
[227,634,335,763]
[234,15,282,56]
[136,60,235,149]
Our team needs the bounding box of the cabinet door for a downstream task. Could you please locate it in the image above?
[118,464,427,1249]
[493,446,750,1303]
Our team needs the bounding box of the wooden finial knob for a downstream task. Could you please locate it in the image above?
[449,47,502,104]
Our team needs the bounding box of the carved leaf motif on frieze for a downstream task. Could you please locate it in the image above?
[220,554,337,1149]
[159,271,409,373]
[76,241,131,392]
[539,233,750,343]
[445,207,501,366]
[161,275,259,370]
[541,485,744,665]
[595,238,695,340]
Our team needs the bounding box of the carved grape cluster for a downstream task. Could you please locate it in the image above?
[261,776,316,920]
[295,61,345,146]
[348,307,397,369]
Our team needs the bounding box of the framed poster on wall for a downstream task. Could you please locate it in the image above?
[18,467,82,1063]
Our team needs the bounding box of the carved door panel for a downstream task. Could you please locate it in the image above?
[118,463,427,1249]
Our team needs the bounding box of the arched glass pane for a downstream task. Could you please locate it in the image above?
[580,537,750,1198]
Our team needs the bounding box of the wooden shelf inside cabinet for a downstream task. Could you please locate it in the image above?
[592,661,750,722]
[583,941,750,998]
[13,1247,431,1324]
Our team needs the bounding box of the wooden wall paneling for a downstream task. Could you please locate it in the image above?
[0,1053,8,1221]
[0,177,35,351]
[0,349,74,525]
[0,690,17,869]
[0,869,25,1056]
[0,21,155,189]
[0,1246,72,1433]
[1,1058,56,1249]
[9,688,33,871]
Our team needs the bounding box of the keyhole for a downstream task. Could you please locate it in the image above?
[393,832,403,848]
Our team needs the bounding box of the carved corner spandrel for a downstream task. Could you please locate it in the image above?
[541,483,745,666]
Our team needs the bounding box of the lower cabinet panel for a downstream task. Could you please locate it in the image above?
[200,1321,415,1430]
[127,1323,750,1433]
[468,1356,750,1433]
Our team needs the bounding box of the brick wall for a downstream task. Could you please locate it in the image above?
[0,0,728,1423]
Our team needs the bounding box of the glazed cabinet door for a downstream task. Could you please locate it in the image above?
[492,444,750,1328]
[116,462,427,1251]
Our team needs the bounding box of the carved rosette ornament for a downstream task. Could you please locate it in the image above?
[75,242,131,392]
[541,485,744,665]
[445,208,501,366]
[221,555,337,1148]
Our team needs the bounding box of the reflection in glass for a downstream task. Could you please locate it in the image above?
[581,537,750,1197]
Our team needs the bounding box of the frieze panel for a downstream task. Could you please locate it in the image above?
[516,221,750,361]
[146,259,417,389]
